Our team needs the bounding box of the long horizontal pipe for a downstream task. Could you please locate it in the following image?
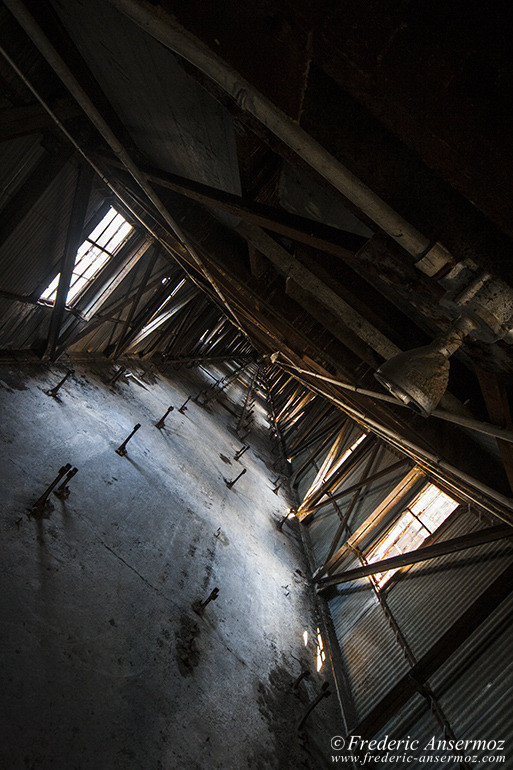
[316,524,513,587]
[279,362,513,444]
[279,360,513,524]
[106,0,436,260]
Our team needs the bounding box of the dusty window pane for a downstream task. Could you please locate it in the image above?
[40,206,133,306]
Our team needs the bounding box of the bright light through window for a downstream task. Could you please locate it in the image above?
[366,483,458,587]
[323,433,366,485]
[315,628,326,672]
[40,207,133,306]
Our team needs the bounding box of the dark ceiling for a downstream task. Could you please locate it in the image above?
[2,0,513,509]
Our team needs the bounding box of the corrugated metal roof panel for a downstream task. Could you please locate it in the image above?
[372,694,448,768]
[336,596,411,721]
[0,135,45,209]
[307,444,410,568]
[0,161,78,295]
[431,591,513,762]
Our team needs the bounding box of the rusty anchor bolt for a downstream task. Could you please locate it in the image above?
[53,467,78,500]
[224,468,247,490]
[178,396,191,414]
[30,464,72,518]
[297,681,331,732]
[115,423,141,456]
[192,587,220,616]
[155,405,174,429]
[272,481,283,495]
[108,366,127,386]
[233,444,249,461]
[292,669,311,691]
[45,369,74,398]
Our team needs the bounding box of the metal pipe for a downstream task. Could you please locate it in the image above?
[280,362,513,445]
[224,468,246,489]
[281,361,513,523]
[177,396,191,414]
[297,682,331,732]
[192,587,219,616]
[106,0,439,261]
[233,444,249,461]
[54,466,78,500]
[292,669,311,691]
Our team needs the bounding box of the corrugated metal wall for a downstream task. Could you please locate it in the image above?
[283,403,513,758]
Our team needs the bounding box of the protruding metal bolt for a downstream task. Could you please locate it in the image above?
[108,366,126,386]
[224,468,247,489]
[155,405,174,429]
[233,444,249,461]
[45,369,74,398]
[297,682,331,732]
[54,467,78,499]
[273,481,283,495]
[292,669,311,691]
[192,587,220,616]
[178,396,191,414]
[115,424,141,456]
[30,464,72,518]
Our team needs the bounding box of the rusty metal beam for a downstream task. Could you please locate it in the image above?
[317,524,513,588]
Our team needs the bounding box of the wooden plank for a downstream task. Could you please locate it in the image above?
[98,155,368,258]
[317,524,513,587]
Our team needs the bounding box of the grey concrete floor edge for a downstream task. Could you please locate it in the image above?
[0,359,343,770]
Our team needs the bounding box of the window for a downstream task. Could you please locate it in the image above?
[365,482,459,587]
[40,206,133,306]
